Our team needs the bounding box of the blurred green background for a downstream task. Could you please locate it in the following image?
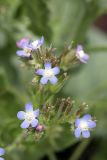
[0,0,107,159]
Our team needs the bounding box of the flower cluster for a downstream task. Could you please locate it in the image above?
[15,36,96,143]
[16,37,44,58]
[0,148,5,160]
[0,31,98,159]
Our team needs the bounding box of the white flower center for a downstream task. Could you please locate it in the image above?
[32,40,39,48]
[79,120,88,130]
[25,111,35,122]
[44,69,53,78]
[78,51,85,58]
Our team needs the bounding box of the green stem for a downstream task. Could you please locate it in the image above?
[69,139,90,160]
[47,152,57,160]
[6,131,28,152]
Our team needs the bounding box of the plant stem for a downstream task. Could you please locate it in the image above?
[6,131,28,152]
[69,139,90,160]
[48,152,57,160]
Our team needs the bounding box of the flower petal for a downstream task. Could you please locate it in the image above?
[16,50,30,58]
[25,102,33,112]
[37,36,44,47]
[80,54,89,63]
[44,62,52,69]
[87,121,96,129]
[75,118,81,127]
[31,36,44,50]
[40,77,48,84]
[34,109,40,117]
[49,76,58,84]
[16,38,29,48]
[31,119,38,127]
[52,66,60,75]
[40,36,44,44]
[82,130,90,138]
[74,128,81,138]
[83,114,91,121]
[17,111,26,120]
[76,45,83,52]
[21,120,30,129]
[36,69,44,75]
[0,148,5,156]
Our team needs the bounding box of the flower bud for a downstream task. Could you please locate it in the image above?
[36,124,44,132]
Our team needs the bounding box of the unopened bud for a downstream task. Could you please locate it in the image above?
[36,124,44,132]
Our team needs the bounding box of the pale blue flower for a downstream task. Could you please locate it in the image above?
[17,102,40,129]
[16,38,32,58]
[74,114,96,138]
[16,38,30,48]
[16,37,44,58]
[76,45,89,63]
[36,62,60,85]
[31,36,44,50]
[0,148,5,160]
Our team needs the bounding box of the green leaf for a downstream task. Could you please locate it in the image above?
[22,0,52,41]
[97,0,107,15]
[49,0,103,47]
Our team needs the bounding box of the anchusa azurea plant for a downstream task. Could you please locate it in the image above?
[2,36,97,157]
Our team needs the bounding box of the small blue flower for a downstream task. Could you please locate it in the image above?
[16,38,30,48]
[0,148,5,160]
[16,37,44,58]
[74,114,96,138]
[17,102,40,129]
[31,36,44,50]
[76,45,89,63]
[36,62,60,85]
[16,38,32,58]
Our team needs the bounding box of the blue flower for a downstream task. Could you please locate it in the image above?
[16,38,32,58]
[36,62,60,85]
[31,36,44,50]
[0,148,5,160]
[74,114,96,138]
[76,45,89,63]
[17,102,40,129]
[16,38,30,48]
[16,37,44,58]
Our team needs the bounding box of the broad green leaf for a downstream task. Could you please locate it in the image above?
[49,0,102,47]
[22,0,51,41]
